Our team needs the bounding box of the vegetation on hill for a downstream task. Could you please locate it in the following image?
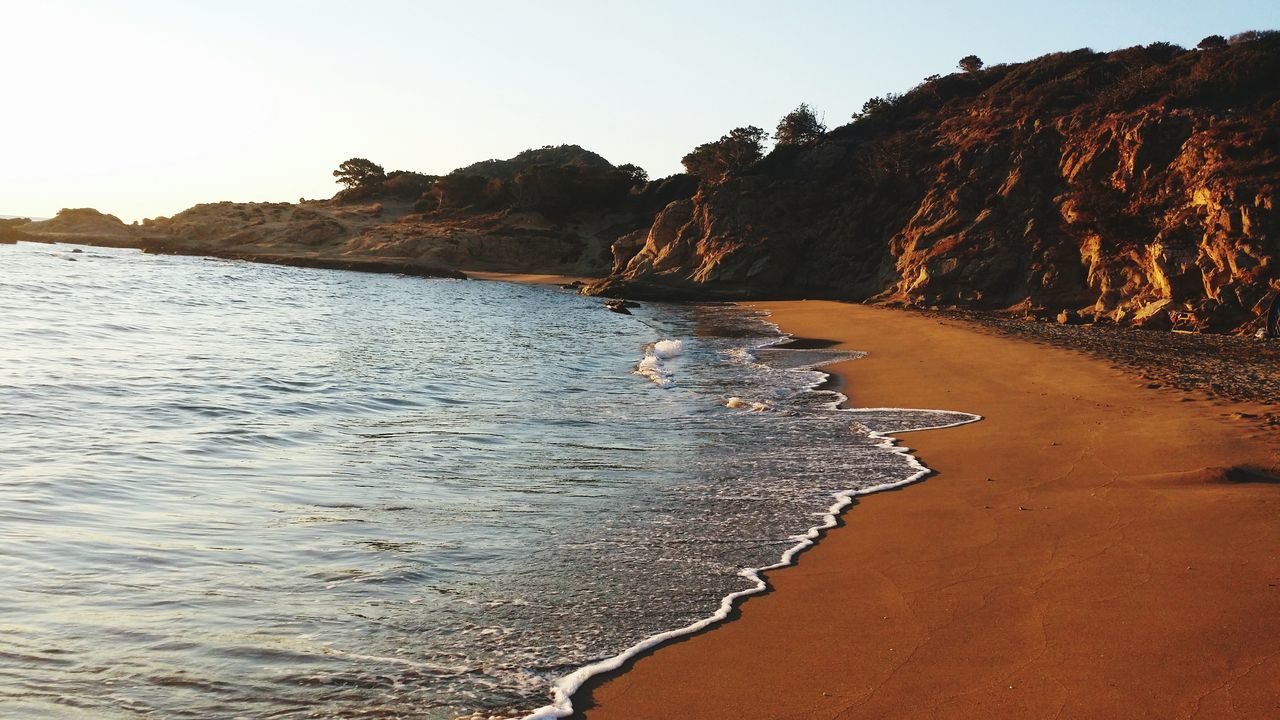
[331,144,687,219]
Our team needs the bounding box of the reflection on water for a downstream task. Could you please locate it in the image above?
[0,243,968,718]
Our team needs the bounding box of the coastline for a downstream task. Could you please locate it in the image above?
[572,300,1280,720]
[14,245,1279,717]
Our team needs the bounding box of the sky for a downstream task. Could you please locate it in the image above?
[2,0,1276,221]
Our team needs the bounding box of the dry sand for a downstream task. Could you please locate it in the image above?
[574,300,1280,720]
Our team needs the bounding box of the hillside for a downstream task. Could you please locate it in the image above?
[14,146,694,279]
[590,33,1280,333]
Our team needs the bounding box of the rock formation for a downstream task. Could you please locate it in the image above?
[591,36,1280,333]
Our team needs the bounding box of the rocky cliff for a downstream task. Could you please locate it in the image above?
[592,36,1280,333]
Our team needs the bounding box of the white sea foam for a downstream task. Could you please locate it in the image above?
[520,317,982,720]
[633,339,684,388]
[651,339,684,359]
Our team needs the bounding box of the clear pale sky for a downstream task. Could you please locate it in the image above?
[2,0,1276,221]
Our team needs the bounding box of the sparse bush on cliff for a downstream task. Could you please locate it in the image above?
[456,145,616,180]
[382,170,436,199]
[617,163,648,186]
[851,93,904,122]
[681,126,768,183]
[412,145,673,218]
[1228,29,1279,45]
[774,103,827,147]
[1143,41,1186,63]
[333,158,386,191]
[511,164,587,214]
[958,54,984,73]
[509,163,645,216]
[433,172,494,210]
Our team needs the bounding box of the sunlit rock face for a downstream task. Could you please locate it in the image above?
[592,37,1280,333]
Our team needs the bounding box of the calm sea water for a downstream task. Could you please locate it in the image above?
[0,242,972,719]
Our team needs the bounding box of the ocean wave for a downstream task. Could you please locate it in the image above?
[633,339,684,388]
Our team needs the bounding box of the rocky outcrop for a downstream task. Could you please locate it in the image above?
[591,36,1280,333]
[14,150,695,280]
[19,208,138,245]
[0,218,38,244]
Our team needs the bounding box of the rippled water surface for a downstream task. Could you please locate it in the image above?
[0,242,969,718]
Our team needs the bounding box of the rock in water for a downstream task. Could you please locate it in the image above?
[603,299,633,315]
[606,299,641,309]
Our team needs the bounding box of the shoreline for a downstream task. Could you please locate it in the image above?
[572,300,1280,720]
[13,243,1278,717]
[519,322,981,720]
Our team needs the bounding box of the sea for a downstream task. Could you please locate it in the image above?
[0,241,976,719]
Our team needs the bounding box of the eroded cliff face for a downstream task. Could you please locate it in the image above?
[878,107,1278,331]
[593,39,1280,333]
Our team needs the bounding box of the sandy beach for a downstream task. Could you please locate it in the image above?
[574,300,1280,719]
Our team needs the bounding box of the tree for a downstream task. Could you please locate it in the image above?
[383,170,436,199]
[774,103,827,147]
[1197,34,1227,50]
[681,126,768,183]
[433,172,491,209]
[616,163,649,186]
[851,93,901,120]
[958,54,984,73]
[1227,30,1277,44]
[333,158,386,190]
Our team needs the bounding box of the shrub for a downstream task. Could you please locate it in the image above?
[1198,34,1228,50]
[958,55,984,73]
[383,170,436,199]
[1229,29,1280,45]
[852,93,903,120]
[433,173,491,209]
[681,126,768,182]
[775,103,828,147]
[616,163,649,186]
[333,158,386,190]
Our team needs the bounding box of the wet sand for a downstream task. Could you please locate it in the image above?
[574,300,1280,720]
[465,271,596,286]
